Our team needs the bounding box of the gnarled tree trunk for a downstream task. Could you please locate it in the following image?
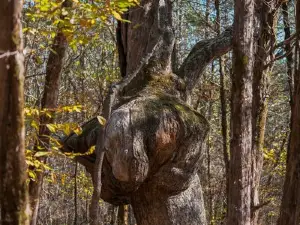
[61,1,233,224]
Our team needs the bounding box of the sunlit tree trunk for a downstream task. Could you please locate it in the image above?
[251,1,279,224]
[227,0,255,224]
[0,0,30,224]
[277,1,300,224]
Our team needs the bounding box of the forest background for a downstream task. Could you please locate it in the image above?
[0,0,300,224]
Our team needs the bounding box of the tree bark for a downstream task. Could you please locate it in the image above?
[227,0,255,224]
[214,0,230,218]
[177,27,232,103]
[118,205,128,225]
[282,2,294,104]
[61,1,235,224]
[28,1,72,224]
[251,1,278,224]
[74,162,78,225]
[0,0,30,224]
[277,0,300,224]
[64,91,210,224]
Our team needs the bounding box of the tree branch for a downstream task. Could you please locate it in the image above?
[177,27,233,92]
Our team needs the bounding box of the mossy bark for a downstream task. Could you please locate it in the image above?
[63,93,209,225]
[61,0,234,224]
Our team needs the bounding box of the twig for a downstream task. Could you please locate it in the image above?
[25,73,46,79]
[252,200,271,212]
[274,31,299,50]
[0,50,18,59]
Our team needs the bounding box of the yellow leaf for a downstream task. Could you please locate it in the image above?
[74,126,83,135]
[61,174,66,185]
[97,116,106,125]
[46,124,56,133]
[112,10,122,20]
[51,173,56,183]
[34,151,49,157]
[31,120,39,130]
[63,124,71,135]
[29,171,36,180]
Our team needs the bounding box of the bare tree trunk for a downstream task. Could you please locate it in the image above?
[118,205,128,225]
[282,1,294,169]
[214,0,230,218]
[74,162,78,225]
[0,0,30,224]
[28,1,72,224]
[111,206,119,225]
[251,1,278,224]
[205,0,211,38]
[282,2,294,104]
[277,1,300,224]
[219,56,229,218]
[206,101,213,224]
[227,0,255,224]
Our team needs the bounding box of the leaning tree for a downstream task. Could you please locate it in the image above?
[61,1,232,224]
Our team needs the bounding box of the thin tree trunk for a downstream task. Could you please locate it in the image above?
[227,0,255,224]
[207,102,213,224]
[0,0,30,224]
[74,162,78,225]
[219,56,229,215]
[111,206,119,225]
[282,2,294,104]
[118,205,129,225]
[205,0,211,38]
[215,0,230,217]
[251,1,278,224]
[282,1,294,167]
[277,1,300,224]
[28,1,72,224]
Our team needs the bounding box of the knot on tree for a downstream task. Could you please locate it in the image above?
[102,94,208,203]
[61,82,209,224]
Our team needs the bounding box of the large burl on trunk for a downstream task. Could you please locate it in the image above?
[63,77,209,225]
[104,92,208,224]
[61,0,233,224]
